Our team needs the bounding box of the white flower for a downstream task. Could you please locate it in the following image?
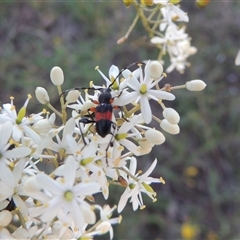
[118,158,162,212]
[0,121,31,168]
[0,96,43,142]
[120,61,175,124]
[0,158,29,218]
[30,156,101,228]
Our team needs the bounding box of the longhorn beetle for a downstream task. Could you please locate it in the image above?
[61,62,142,160]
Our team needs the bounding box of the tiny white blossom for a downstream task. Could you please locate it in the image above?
[0,158,29,218]
[120,61,175,124]
[30,156,101,228]
[118,158,161,212]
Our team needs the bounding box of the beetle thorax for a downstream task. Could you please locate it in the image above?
[98,89,112,104]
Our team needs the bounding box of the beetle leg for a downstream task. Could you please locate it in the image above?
[79,118,95,145]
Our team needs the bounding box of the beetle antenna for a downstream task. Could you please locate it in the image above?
[108,61,145,88]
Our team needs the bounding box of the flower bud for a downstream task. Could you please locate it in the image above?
[186,80,206,91]
[0,210,12,227]
[163,108,180,124]
[145,129,165,145]
[65,90,80,103]
[23,176,42,193]
[138,138,154,149]
[118,176,128,187]
[160,119,180,135]
[149,61,163,79]
[35,87,50,104]
[33,119,53,134]
[96,221,111,234]
[50,66,64,86]
[81,100,96,112]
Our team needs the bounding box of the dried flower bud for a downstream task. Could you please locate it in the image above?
[186,80,206,91]
[163,108,180,124]
[50,66,64,86]
[0,210,12,227]
[149,61,163,79]
[35,87,50,104]
[145,129,165,145]
[118,176,128,187]
[160,119,180,135]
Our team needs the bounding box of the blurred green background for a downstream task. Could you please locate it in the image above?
[1,1,240,239]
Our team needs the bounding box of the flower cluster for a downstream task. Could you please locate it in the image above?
[120,0,196,73]
[0,62,206,239]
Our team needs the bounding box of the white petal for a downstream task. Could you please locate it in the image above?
[0,163,15,188]
[63,118,75,139]
[36,174,62,194]
[41,197,62,222]
[117,189,130,213]
[63,156,77,188]
[13,194,29,218]
[73,182,101,196]
[129,157,137,175]
[4,147,31,159]
[148,89,175,101]
[0,121,12,149]
[113,91,138,106]
[109,65,119,79]
[140,159,157,180]
[23,126,41,143]
[12,158,27,184]
[140,96,152,124]
[68,199,85,228]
